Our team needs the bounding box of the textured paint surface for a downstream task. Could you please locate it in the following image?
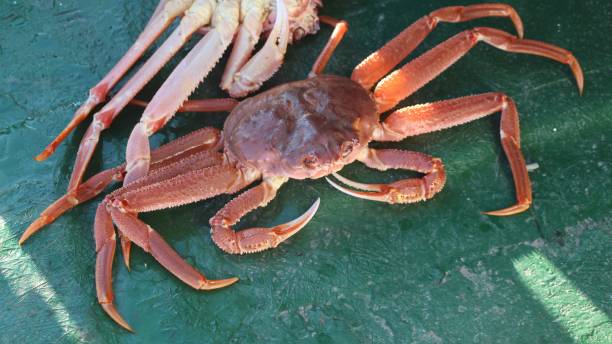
[1,0,611,343]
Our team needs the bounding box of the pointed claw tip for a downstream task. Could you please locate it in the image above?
[101,303,133,332]
[35,148,53,161]
[482,203,530,217]
[200,276,240,291]
[19,217,48,245]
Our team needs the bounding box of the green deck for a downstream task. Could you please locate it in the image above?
[0,0,610,342]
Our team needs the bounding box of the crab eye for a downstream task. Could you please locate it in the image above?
[340,139,357,158]
[302,154,319,169]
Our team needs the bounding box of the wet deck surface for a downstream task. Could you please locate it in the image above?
[1,0,611,342]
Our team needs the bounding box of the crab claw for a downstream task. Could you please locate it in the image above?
[211,186,321,255]
[226,0,290,97]
[326,174,390,202]
[326,160,446,204]
[100,303,133,333]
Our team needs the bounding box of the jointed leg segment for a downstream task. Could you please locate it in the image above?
[20,127,223,244]
[376,93,532,215]
[352,3,524,89]
[210,178,320,254]
[373,27,583,112]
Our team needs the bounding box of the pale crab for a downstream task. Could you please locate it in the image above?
[22,3,583,331]
[34,0,322,189]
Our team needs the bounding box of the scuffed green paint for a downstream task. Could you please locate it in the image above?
[514,251,611,343]
[0,0,611,343]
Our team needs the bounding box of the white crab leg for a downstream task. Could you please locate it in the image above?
[64,0,217,191]
[124,0,240,185]
[35,0,195,161]
[220,0,270,91]
[226,0,289,98]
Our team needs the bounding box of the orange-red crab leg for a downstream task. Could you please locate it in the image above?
[96,203,237,332]
[224,0,289,98]
[124,0,240,185]
[210,177,320,254]
[115,148,225,270]
[352,3,524,90]
[309,16,349,77]
[374,27,584,113]
[64,0,218,191]
[96,162,258,331]
[36,0,195,161]
[376,92,533,215]
[20,127,222,245]
[327,149,446,204]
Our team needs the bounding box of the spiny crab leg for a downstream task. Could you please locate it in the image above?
[36,0,195,161]
[124,0,240,185]
[64,0,217,191]
[351,3,525,90]
[95,160,260,330]
[210,177,320,254]
[224,0,290,98]
[374,27,584,113]
[20,127,223,245]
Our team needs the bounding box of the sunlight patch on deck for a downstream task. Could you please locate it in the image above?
[0,216,84,341]
[513,251,612,343]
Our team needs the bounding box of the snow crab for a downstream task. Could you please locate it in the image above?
[22,3,583,331]
[34,0,322,186]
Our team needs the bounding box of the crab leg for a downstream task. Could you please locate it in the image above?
[309,16,349,77]
[220,0,269,92]
[64,0,217,191]
[20,127,223,245]
[96,202,238,332]
[374,27,584,113]
[130,98,239,113]
[124,0,240,185]
[351,3,524,90]
[36,0,196,161]
[210,177,320,254]
[224,0,289,98]
[97,161,258,330]
[327,149,446,204]
[376,92,532,215]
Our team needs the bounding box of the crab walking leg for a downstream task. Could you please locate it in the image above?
[352,3,524,89]
[210,177,320,254]
[374,27,584,113]
[20,167,123,245]
[20,128,223,244]
[377,93,532,215]
[36,0,195,161]
[124,0,240,185]
[96,204,238,332]
[225,0,289,98]
[65,0,217,191]
[112,165,257,214]
[220,0,269,91]
[327,149,446,204]
[309,16,349,77]
[130,98,239,113]
[93,204,132,331]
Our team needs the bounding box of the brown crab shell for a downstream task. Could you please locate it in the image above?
[224,75,378,180]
